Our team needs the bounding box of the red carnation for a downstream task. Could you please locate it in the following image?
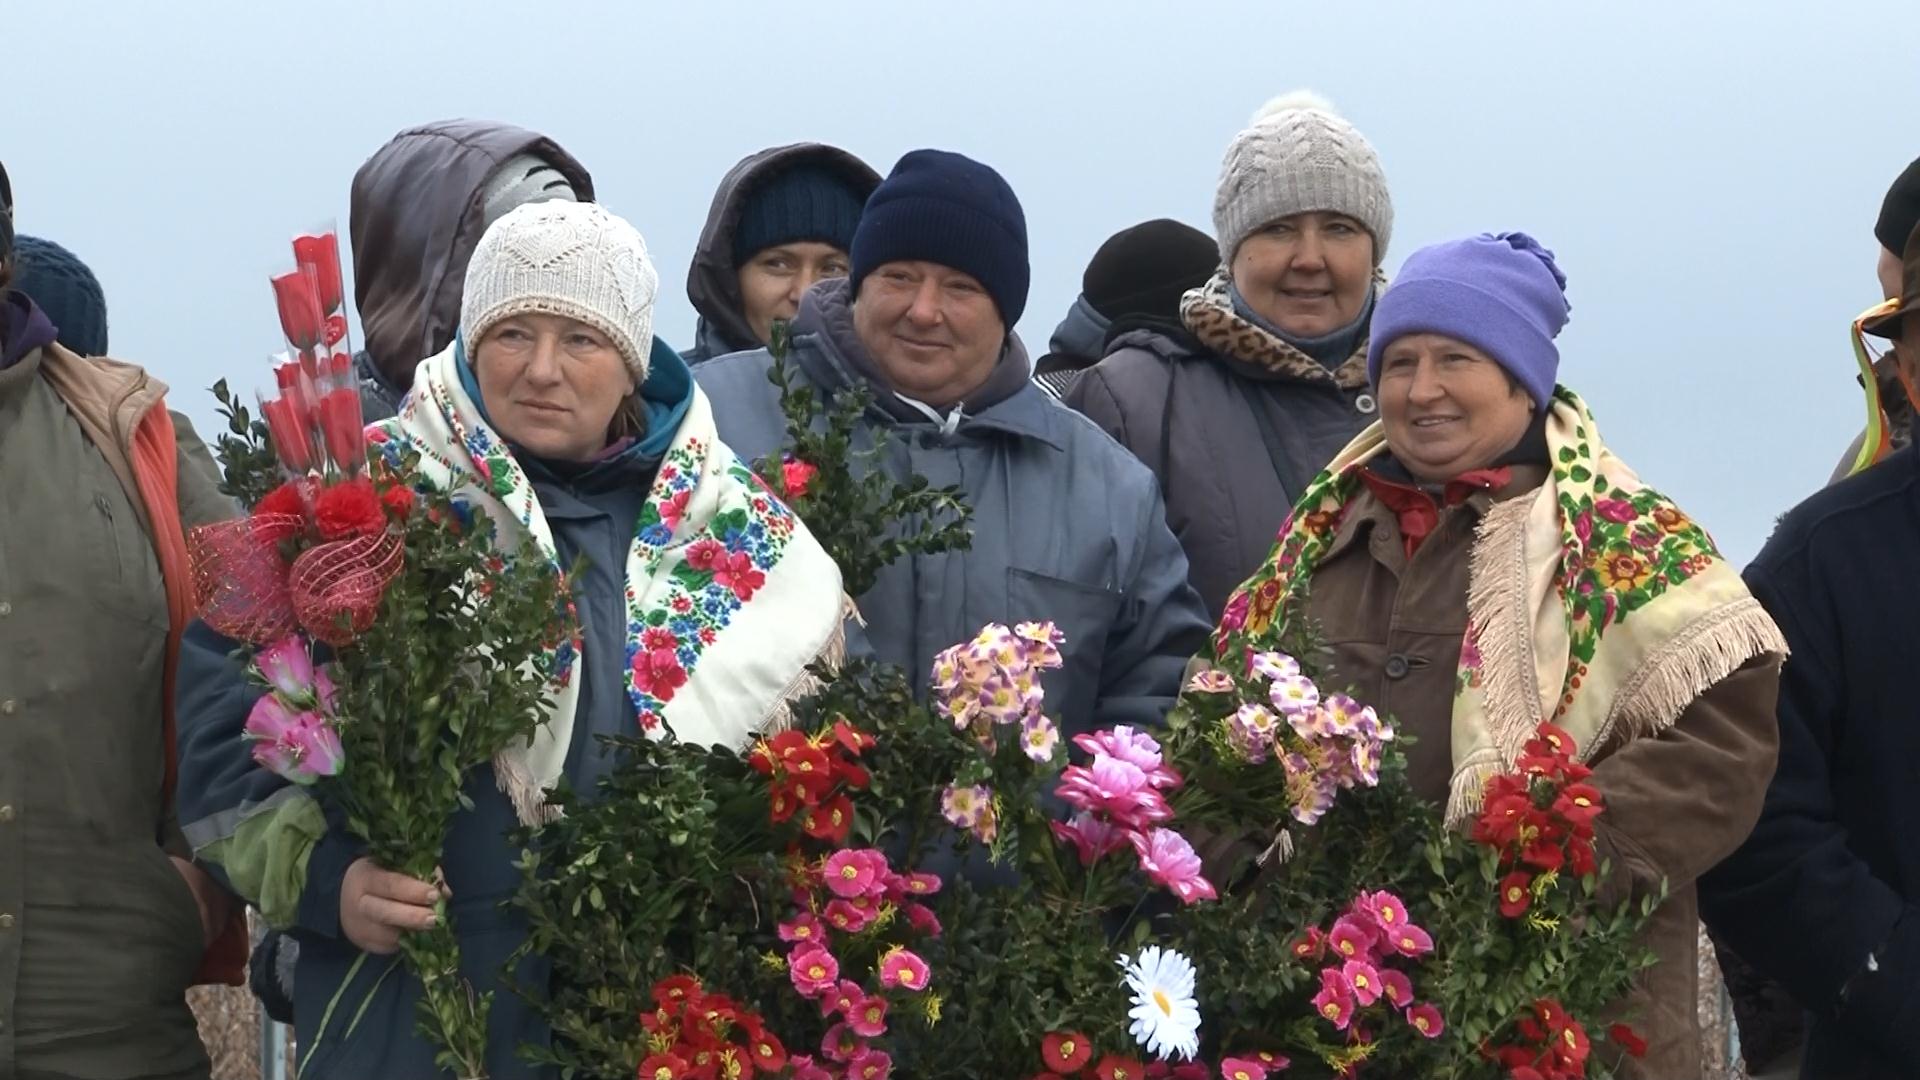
[313,478,385,540]
[378,483,415,522]
[781,456,819,499]
[1608,1022,1648,1059]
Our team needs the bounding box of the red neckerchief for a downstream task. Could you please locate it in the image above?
[1359,466,1514,559]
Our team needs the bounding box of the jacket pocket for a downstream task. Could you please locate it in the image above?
[1006,568,1124,731]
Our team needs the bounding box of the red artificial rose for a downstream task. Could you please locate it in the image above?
[1040,1031,1094,1072]
[292,232,346,315]
[1607,1023,1648,1058]
[318,387,366,475]
[261,396,314,474]
[312,478,385,540]
[271,269,326,352]
[379,483,415,522]
[781,456,819,499]
[1498,871,1534,918]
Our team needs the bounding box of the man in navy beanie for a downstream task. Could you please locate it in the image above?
[697,148,1209,748]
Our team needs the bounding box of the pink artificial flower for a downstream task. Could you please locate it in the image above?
[1387,923,1435,958]
[1130,828,1219,905]
[848,1048,893,1080]
[1267,673,1320,714]
[1249,650,1302,681]
[848,994,889,1038]
[1184,669,1236,694]
[1050,813,1129,868]
[820,1022,863,1063]
[1379,968,1414,1009]
[878,947,930,991]
[1073,726,1169,777]
[1229,703,1278,763]
[779,912,827,946]
[823,849,887,899]
[1343,959,1383,1006]
[1328,915,1379,962]
[1407,1002,1446,1039]
[244,695,343,784]
[789,1056,833,1080]
[899,872,942,897]
[1312,967,1357,1031]
[940,783,990,830]
[824,898,878,933]
[1218,1059,1269,1080]
[1355,890,1410,934]
[820,979,862,1020]
[904,902,942,936]
[312,665,338,714]
[788,945,840,998]
[255,635,316,700]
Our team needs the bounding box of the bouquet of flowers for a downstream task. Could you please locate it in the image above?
[194,228,575,1079]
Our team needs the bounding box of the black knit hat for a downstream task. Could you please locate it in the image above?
[1876,156,1920,256]
[1081,218,1219,323]
[731,162,868,265]
[850,149,1030,327]
[15,235,108,356]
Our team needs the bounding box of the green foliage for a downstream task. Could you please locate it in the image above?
[750,349,971,597]
[209,379,281,507]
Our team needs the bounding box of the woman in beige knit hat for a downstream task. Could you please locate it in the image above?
[1065,91,1395,622]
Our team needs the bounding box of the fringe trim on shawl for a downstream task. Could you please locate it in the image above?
[1448,488,1546,824]
[1591,598,1788,753]
[763,593,861,734]
[1445,750,1506,829]
[494,749,560,828]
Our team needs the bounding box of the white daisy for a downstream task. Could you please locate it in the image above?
[1119,944,1201,1061]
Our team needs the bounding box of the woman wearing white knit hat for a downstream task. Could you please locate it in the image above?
[1065,91,1394,621]
[174,200,847,1076]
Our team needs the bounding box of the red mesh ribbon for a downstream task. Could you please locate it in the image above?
[188,517,301,644]
[289,532,404,646]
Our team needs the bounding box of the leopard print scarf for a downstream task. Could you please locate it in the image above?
[1178,268,1381,390]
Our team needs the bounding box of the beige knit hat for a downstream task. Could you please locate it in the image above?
[461,201,659,383]
[1212,90,1393,266]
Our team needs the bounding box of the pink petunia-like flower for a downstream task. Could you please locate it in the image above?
[848,1048,893,1080]
[848,994,890,1038]
[1406,1002,1446,1039]
[941,783,990,830]
[788,945,840,998]
[1387,923,1435,958]
[820,979,862,1020]
[1229,703,1279,763]
[1282,753,1338,826]
[1379,968,1414,1009]
[1056,759,1175,829]
[1013,621,1066,670]
[824,898,878,933]
[1050,812,1129,868]
[1356,890,1410,933]
[822,849,888,899]
[819,1022,863,1064]
[789,1055,833,1080]
[1129,828,1219,905]
[1021,714,1061,763]
[778,912,826,946]
[878,947,931,991]
[244,695,344,784]
[255,636,317,701]
[1249,651,1302,682]
[1328,915,1379,962]
[1184,669,1236,694]
[904,901,942,936]
[1268,673,1321,714]
[1312,967,1357,1031]
[1218,1058,1269,1080]
[1343,959,1383,1006]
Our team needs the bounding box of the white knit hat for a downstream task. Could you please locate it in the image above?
[1212,90,1393,266]
[461,201,659,383]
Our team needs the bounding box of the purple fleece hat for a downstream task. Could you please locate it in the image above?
[1366,232,1571,408]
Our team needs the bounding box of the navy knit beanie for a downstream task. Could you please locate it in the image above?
[850,149,1029,327]
[15,235,108,357]
[731,162,868,266]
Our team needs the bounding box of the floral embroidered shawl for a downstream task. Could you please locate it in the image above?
[1215,387,1786,824]
[376,345,847,825]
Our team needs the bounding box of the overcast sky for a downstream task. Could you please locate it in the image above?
[10,1,1916,560]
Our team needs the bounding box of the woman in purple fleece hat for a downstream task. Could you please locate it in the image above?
[1214,232,1788,1079]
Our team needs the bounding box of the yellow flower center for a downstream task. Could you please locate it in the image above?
[1381,908,1397,923]
[1153,989,1173,1016]
[1417,1016,1431,1032]
[1323,1002,1340,1018]
[1354,974,1371,990]
[807,964,825,979]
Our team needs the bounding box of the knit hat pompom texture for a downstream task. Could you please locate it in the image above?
[1214,90,1393,266]
[1366,231,1572,410]
[462,201,659,384]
